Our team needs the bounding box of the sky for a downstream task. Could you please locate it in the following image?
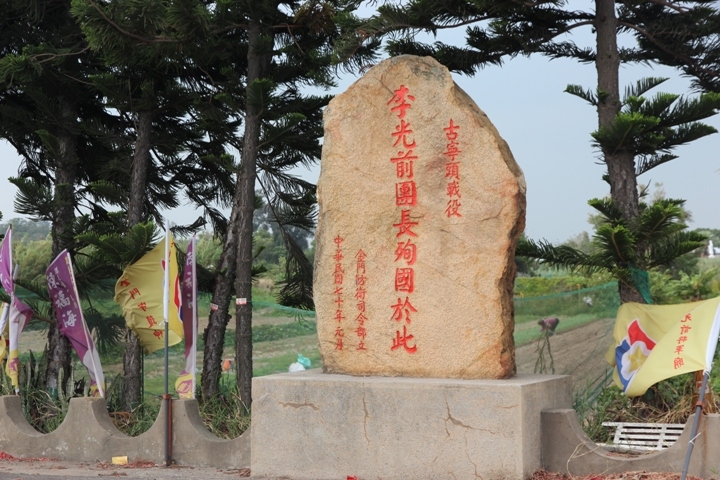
[1,22,718,244]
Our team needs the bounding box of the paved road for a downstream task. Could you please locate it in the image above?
[0,460,254,479]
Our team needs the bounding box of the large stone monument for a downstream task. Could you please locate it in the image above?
[314,55,525,379]
[251,56,572,480]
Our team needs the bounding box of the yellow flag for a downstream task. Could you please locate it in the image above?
[114,233,184,354]
[608,297,720,397]
[174,371,194,399]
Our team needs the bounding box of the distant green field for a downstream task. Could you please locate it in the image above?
[37,283,622,397]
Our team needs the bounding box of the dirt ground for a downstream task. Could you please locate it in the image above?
[0,455,251,479]
[515,316,617,391]
[0,457,702,479]
[530,471,702,480]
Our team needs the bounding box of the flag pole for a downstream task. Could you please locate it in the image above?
[680,370,709,480]
[163,222,172,467]
[66,254,104,398]
[163,223,170,396]
[9,263,19,394]
[680,301,720,480]
[191,234,197,398]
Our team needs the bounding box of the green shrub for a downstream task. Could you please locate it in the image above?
[577,373,702,443]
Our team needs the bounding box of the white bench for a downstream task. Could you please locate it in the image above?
[599,422,685,453]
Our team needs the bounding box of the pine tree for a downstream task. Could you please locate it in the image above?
[199,0,352,405]
[337,0,720,302]
[66,0,362,404]
[627,2,720,94]
[0,0,120,394]
[71,0,238,408]
[517,196,707,303]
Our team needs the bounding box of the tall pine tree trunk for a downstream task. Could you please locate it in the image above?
[45,95,77,395]
[235,22,266,408]
[123,109,153,410]
[595,0,644,304]
[201,21,272,403]
[201,205,240,400]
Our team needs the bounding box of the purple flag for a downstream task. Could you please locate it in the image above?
[46,250,105,397]
[180,238,196,357]
[0,227,13,295]
[176,237,197,398]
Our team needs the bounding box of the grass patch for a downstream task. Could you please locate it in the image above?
[110,400,161,436]
[254,348,322,377]
[513,313,603,346]
[198,386,251,438]
[576,373,703,443]
[252,321,317,343]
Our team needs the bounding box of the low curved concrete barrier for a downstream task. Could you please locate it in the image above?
[542,409,720,478]
[0,395,249,468]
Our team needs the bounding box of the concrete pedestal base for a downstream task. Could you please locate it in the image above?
[251,370,571,480]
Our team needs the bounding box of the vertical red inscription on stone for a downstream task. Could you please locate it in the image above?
[391,325,417,353]
[388,85,419,353]
[390,297,416,324]
[355,249,368,351]
[443,119,462,218]
[333,235,345,351]
[394,239,417,265]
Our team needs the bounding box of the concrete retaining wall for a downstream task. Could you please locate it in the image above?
[542,409,720,479]
[3,393,718,477]
[0,395,249,468]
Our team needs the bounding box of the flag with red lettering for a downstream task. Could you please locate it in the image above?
[175,235,197,398]
[47,250,104,397]
[114,233,183,354]
[607,297,720,397]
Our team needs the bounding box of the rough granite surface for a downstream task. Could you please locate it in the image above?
[315,55,526,379]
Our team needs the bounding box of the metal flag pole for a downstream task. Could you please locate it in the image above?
[191,234,197,398]
[162,222,172,467]
[9,263,19,394]
[680,370,709,480]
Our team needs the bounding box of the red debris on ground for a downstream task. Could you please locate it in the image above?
[0,451,55,462]
[125,460,155,468]
[531,470,704,480]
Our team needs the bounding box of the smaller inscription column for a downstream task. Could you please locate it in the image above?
[333,235,345,351]
[355,250,368,351]
[443,119,463,218]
